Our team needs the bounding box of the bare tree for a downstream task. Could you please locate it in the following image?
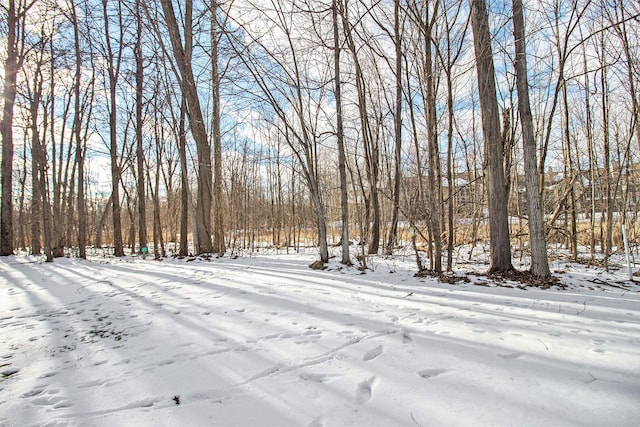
[469,0,513,273]
[25,38,54,261]
[70,3,84,257]
[149,106,166,259]
[599,32,613,270]
[211,1,225,256]
[178,97,189,256]
[47,15,74,258]
[424,2,443,272]
[135,0,147,254]
[385,0,403,257]
[513,0,550,277]
[607,1,640,158]
[228,0,331,262]
[160,0,214,254]
[101,0,125,256]
[439,0,469,271]
[29,67,43,255]
[333,0,351,265]
[341,0,381,255]
[149,11,190,256]
[1,0,34,256]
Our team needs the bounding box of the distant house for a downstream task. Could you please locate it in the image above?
[515,162,640,216]
[402,161,640,222]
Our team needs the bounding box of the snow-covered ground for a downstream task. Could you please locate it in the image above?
[1,249,639,426]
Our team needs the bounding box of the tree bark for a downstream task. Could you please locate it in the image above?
[469,0,513,273]
[135,0,147,254]
[17,149,27,250]
[341,2,380,255]
[0,0,19,256]
[103,0,125,257]
[178,97,189,256]
[513,0,550,277]
[49,33,69,259]
[30,93,43,254]
[71,2,87,259]
[160,0,213,254]
[601,43,612,271]
[424,5,442,273]
[333,0,351,265]
[211,1,226,256]
[385,0,403,258]
[30,57,54,262]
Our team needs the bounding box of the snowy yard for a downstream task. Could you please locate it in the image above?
[1,250,639,426]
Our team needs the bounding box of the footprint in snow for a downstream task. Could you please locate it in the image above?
[1,369,19,378]
[76,378,109,389]
[362,345,383,361]
[303,327,322,336]
[22,388,45,398]
[31,391,73,409]
[498,352,522,360]
[300,373,333,383]
[38,372,56,379]
[417,369,450,379]
[279,333,296,339]
[356,376,375,404]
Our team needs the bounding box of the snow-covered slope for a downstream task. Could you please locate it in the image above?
[1,252,639,426]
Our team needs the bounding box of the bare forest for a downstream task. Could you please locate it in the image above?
[1,0,639,277]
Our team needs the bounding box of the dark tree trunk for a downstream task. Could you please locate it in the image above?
[386,0,403,257]
[160,0,214,254]
[513,0,550,277]
[103,0,124,257]
[469,0,513,273]
[178,98,189,256]
[424,8,442,273]
[333,0,351,265]
[0,0,19,256]
[211,1,226,256]
[135,0,147,254]
[71,3,87,259]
